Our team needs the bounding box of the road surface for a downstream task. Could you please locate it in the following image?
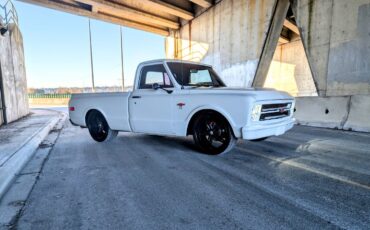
[11,113,370,229]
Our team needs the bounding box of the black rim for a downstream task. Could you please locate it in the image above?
[194,114,230,153]
[88,112,108,141]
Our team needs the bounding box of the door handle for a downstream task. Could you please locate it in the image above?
[132,96,141,99]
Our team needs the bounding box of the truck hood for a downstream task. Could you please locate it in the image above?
[188,87,293,101]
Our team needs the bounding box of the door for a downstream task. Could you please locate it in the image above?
[129,64,174,135]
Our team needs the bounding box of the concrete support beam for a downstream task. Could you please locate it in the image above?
[278,36,289,44]
[283,19,299,34]
[91,6,98,13]
[76,0,179,29]
[19,0,170,36]
[189,0,212,8]
[143,0,194,20]
[62,0,79,5]
[253,0,290,87]
[290,0,333,96]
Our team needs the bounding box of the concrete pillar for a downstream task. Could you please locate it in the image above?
[252,0,290,88]
[0,24,29,124]
[291,0,370,96]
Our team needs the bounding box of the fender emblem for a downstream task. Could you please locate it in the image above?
[177,102,185,109]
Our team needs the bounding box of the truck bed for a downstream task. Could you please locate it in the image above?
[69,92,132,132]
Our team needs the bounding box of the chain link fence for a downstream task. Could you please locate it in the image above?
[28,93,72,99]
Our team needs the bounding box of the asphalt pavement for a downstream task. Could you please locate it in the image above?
[9,116,370,229]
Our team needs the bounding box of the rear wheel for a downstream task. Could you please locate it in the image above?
[86,110,118,142]
[192,112,237,155]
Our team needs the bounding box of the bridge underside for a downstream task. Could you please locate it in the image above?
[19,0,214,36]
[4,0,370,132]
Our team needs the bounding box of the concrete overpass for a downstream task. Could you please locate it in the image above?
[18,0,215,36]
[1,2,370,227]
[1,0,370,132]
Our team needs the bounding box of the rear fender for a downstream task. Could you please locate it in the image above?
[84,107,110,127]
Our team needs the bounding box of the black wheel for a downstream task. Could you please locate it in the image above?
[192,112,237,155]
[86,110,118,142]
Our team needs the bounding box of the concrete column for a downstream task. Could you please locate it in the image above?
[252,0,290,88]
[291,0,370,96]
[0,24,29,124]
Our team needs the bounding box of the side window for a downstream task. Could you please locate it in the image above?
[139,64,173,89]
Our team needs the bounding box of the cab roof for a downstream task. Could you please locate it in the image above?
[138,59,212,67]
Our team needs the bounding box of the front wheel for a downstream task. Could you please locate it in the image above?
[86,110,118,142]
[192,112,237,155]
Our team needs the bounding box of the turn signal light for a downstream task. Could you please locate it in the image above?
[69,106,75,111]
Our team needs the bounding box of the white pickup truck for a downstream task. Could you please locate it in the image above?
[69,59,295,155]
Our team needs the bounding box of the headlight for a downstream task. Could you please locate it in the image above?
[251,104,262,121]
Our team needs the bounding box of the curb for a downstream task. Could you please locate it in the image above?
[0,112,66,199]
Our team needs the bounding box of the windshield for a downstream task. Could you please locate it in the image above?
[166,62,226,87]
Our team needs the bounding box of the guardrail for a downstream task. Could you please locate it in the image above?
[28,93,72,99]
[0,0,18,27]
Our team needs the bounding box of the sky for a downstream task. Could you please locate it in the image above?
[14,1,166,88]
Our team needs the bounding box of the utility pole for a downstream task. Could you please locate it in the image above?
[88,19,95,92]
[120,26,125,91]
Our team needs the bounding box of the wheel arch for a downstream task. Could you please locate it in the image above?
[85,108,109,127]
[186,107,238,137]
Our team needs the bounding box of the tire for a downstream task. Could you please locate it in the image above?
[86,110,118,142]
[250,137,268,142]
[192,112,237,155]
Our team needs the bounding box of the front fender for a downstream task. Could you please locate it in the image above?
[184,105,241,138]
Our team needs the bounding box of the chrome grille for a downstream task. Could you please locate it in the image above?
[260,103,291,121]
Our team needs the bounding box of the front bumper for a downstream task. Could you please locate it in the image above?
[242,118,295,140]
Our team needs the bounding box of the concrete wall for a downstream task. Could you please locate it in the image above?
[294,95,370,132]
[264,39,317,96]
[343,95,370,132]
[166,0,370,97]
[166,0,278,88]
[290,0,370,132]
[0,24,29,124]
[292,0,370,96]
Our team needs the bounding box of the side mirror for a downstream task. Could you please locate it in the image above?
[152,83,173,94]
[152,83,160,90]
